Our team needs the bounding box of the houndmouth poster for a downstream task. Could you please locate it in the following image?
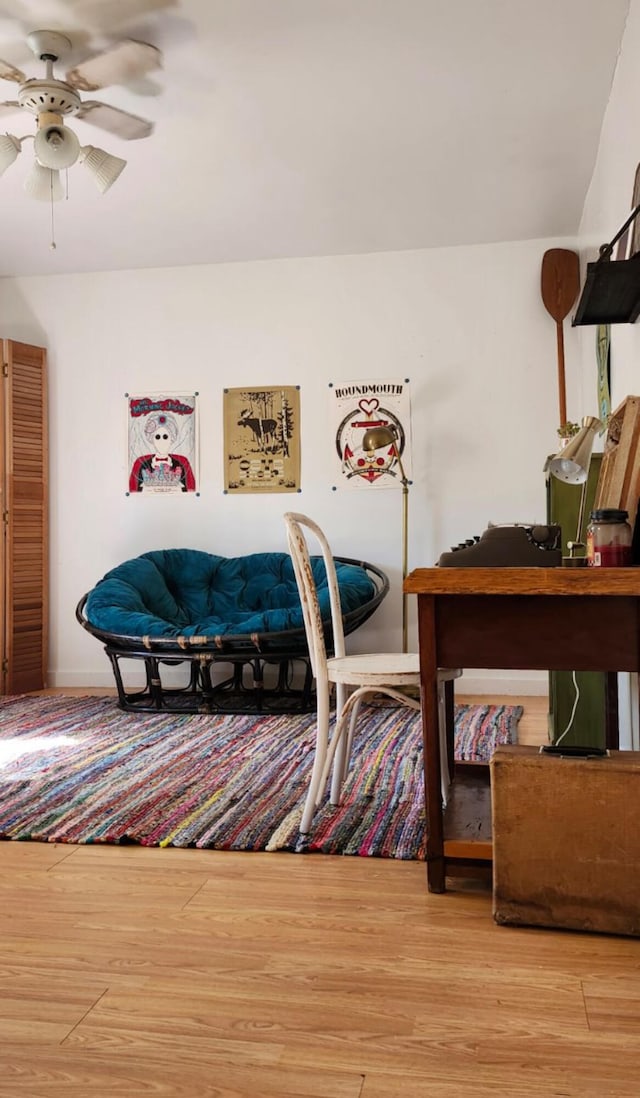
[223,386,301,493]
[127,393,198,494]
[331,379,412,488]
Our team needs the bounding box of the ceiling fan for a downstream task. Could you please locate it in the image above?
[0,0,177,39]
[0,27,161,202]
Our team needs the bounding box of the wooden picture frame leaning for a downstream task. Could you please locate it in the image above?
[594,395,640,535]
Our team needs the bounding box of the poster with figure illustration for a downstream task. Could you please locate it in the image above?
[223,386,300,493]
[331,379,412,489]
[127,393,198,494]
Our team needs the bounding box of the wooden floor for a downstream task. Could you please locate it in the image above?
[0,693,638,1096]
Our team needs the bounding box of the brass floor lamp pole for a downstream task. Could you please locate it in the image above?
[361,426,410,654]
[400,461,409,653]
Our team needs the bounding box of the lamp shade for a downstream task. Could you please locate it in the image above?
[34,124,80,170]
[23,162,64,202]
[361,422,408,487]
[548,415,602,485]
[362,425,398,453]
[79,145,126,193]
[0,133,21,177]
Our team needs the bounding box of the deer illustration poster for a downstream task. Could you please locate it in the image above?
[223,386,301,493]
[127,393,198,494]
[331,379,412,489]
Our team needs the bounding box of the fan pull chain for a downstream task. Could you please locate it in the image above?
[48,168,70,251]
[49,174,56,251]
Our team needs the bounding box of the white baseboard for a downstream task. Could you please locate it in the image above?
[49,669,196,689]
[457,671,548,696]
[49,670,120,689]
[49,668,549,696]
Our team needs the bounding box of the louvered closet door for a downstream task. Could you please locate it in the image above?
[1,340,48,693]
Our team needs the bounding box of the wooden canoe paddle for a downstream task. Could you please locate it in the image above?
[541,248,580,426]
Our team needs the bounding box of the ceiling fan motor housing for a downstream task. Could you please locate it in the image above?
[26,31,72,64]
[18,79,81,117]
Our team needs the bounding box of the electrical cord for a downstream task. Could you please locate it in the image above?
[554,670,580,748]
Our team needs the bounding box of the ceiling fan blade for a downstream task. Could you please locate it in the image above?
[122,75,162,97]
[0,100,21,116]
[67,0,177,33]
[75,99,153,140]
[0,0,89,34]
[66,39,161,91]
[0,58,25,83]
[0,0,173,32]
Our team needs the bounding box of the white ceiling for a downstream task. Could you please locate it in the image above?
[0,0,630,277]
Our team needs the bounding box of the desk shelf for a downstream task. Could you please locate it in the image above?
[443,762,492,863]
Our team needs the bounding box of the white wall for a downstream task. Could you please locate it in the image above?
[578,0,639,408]
[0,236,578,693]
[576,0,640,748]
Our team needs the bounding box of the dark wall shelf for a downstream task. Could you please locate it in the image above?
[572,253,640,326]
[571,202,640,327]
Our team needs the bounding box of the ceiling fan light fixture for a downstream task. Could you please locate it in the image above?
[79,145,127,193]
[0,133,21,176]
[34,124,80,170]
[23,161,64,202]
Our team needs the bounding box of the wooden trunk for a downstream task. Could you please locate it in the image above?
[0,339,48,693]
[491,745,640,937]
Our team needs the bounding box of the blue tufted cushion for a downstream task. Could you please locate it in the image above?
[84,549,376,639]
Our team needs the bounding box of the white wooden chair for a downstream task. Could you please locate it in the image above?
[284,511,458,834]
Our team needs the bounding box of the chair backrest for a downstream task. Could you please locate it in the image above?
[283,512,347,684]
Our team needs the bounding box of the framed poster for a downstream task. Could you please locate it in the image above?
[223,386,300,493]
[331,379,412,489]
[127,393,198,494]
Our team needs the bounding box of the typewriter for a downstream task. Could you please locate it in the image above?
[438,522,562,567]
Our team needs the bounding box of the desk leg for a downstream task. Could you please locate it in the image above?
[605,671,619,750]
[445,677,455,778]
[417,594,446,892]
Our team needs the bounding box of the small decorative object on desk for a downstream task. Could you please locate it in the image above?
[556,421,580,448]
[586,508,632,566]
[438,523,561,567]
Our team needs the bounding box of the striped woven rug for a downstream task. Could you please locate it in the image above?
[0,695,521,859]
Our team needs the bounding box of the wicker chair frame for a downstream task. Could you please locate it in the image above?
[76,556,389,715]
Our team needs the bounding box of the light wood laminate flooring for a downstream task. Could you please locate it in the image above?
[0,692,637,1097]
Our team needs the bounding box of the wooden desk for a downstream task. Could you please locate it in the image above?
[403,567,640,892]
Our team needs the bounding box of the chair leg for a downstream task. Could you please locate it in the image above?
[302,685,422,834]
[330,691,364,803]
[323,687,369,805]
[327,686,446,814]
[326,686,419,805]
[330,682,350,802]
[300,688,331,834]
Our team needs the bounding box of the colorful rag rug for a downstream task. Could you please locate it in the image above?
[0,695,522,859]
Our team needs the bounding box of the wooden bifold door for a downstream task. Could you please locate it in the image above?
[0,339,48,694]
